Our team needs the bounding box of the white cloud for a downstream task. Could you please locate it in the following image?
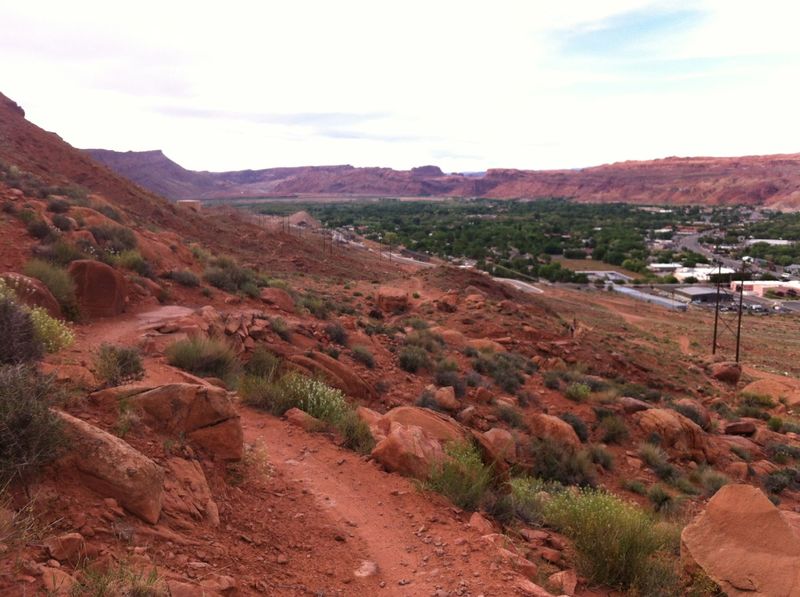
[1,0,799,172]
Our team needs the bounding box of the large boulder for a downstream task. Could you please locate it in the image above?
[482,427,517,462]
[466,338,507,353]
[681,484,800,596]
[0,272,61,318]
[128,384,243,460]
[56,411,164,524]
[527,413,580,448]
[371,423,445,480]
[710,361,742,385]
[742,377,800,408]
[376,287,409,313]
[67,259,126,318]
[633,408,709,461]
[288,351,374,400]
[161,457,220,527]
[379,406,466,443]
[259,287,295,313]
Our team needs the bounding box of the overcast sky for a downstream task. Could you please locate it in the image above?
[2,1,799,173]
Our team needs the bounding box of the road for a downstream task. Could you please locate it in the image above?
[493,277,544,294]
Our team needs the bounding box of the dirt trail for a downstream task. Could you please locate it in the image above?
[240,410,520,596]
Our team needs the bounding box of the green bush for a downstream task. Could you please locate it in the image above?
[270,317,292,341]
[399,346,430,373]
[542,488,675,589]
[405,329,444,353]
[425,440,492,510]
[42,239,86,266]
[509,477,562,524]
[352,345,375,368]
[298,293,333,319]
[639,443,676,481]
[560,412,588,442]
[670,402,706,428]
[89,224,137,252]
[472,351,532,394]
[434,367,466,398]
[111,250,153,278]
[203,256,258,294]
[165,270,200,287]
[588,444,614,470]
[600,415,629,444]
[26,219,53,241]
[763,468,799,495]
[23,259,79,320]
[50,213,73,231]
[0,365,66,483]
[325,322,349,345]
[647,484,674,512]
[688,466,729,497]
[166,337,239,382]
[527,438,595,487]
[46,199,71,213]
[0,298,42,364]
[543,371,562,390]
[495,404,525,428]
[565,382,591,402]
[622,479,647,495]
[245,347,281,379]
[95,344,145,387]
[29,307,74,353]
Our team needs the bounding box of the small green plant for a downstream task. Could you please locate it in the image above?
[543,371,562,390]
[689,466,729,497]
[472,351,532,394]
[111,250,153,278]
[0,365,66,483]
[203,255,259,295]
[560,412,588,442]
[245,347,281,379]
[730,445,752,461]
[527,438,595,487]
[434,359,466,397]
[23,259,79,320]
[495,405,525,428]
[399,345,430,373]
[647,484,674,512]
[50,213,73,231]
[325,322,349,345]
[46,198,71,213]
[28,307,74,353]
[600,415,629,444]
[166,337,240,382]
[565,382,591,402]
[0,297,42,364]
[622,479,647,495]
[26,219,53,241]
[68,562,166,596]
[405,329,444,352]
[425,440,492,510]
[165,270,200,287]
[588,444,614,470]
[95,344,145,387]
[89,224,138,252]
[762,468,799,495]
[352,345,375,368]
[270,317,292,341]
[542,487,676,590]
[639,443,676,481]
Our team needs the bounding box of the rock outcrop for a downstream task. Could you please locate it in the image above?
[67,259,127,318]
[56,411,164,524]
[681,484,800,596]
[376,287,409,313]
[0,272,62,318]
[633,408,708,461]
[371,424,446,480]
[710,361,742,385]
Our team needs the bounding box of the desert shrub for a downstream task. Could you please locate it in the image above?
[647,484,674,512]
[165,270,200,287]
[405,329,444,353]
[405,317,429,330]
[95,344,144,387]
[0,298,42,364]
[298,293,333,319]
[620,383,661,402]
[97,204,122,222]
[472,351,531,394]
[509,477,563,524]
[434,360,465,397]
[399,346,430,373]
[565,382,591,402]
[768,416,784,432]
[46,198,71,213]
[333,409,375,454]
[465,370,483,387]
[50,213,73,232]
[689,467,729,497]
[28,219,55,242]
[588,444,614,470]
[669,402,706,428]
[710,401,736,420]
[270,317,292,341]
[600,415,629,444]
[730,445,752,461]
[351,345,375,369]
[28,307,74,353]
[622,479,647,495]
[23,259,78,320]
[542,488,675,589]
[527,438,595,487]
[560,412,588,442]
[89,224,137,252]
[767,442,800,464]
[68,562,166,597]
[0,365,66,483]
[245,347,281,379]
[112,250,153,278]
[639,443,676,481]
[762,468,800,495]
[495,405,525,428]
[325,322,349,345]
[416,389,442,411]
[735,404,770,420]
[425,440,492,510]
[42,239,86,266]
[543,371,562,390]
[203,256,258,294]
[740,392,775,409]
[166,337,239,382]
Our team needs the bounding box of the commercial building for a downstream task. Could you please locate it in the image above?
[731,280,800,297]
[673,286,729,304]
[674,266,735,283]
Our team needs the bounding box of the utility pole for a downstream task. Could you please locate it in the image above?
[735,260,746,363]
[712,260,722,354]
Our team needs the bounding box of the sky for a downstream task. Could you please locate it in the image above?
[2,1,799,173]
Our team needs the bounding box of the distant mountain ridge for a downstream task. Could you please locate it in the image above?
[85,147,800,208]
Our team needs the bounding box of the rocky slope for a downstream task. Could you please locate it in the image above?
[87,146,800,208]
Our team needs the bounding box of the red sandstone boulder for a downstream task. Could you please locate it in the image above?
[371,423,445,480]
[527,413,580,448]
[710,361,742,385]
[161,457,219,528]
[483,427,517,462]
[56,411,164,524]
[436,291,459,313]
[376,287,409,313]
[288,351,374,400]
[379,406,466,443]
[67,259,126,318]
[681,484,800,596]
[0,272,61,318]
[260,287,295,312]
[633,408,709,461]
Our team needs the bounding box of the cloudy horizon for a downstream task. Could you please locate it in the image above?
[2,1,799,173]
